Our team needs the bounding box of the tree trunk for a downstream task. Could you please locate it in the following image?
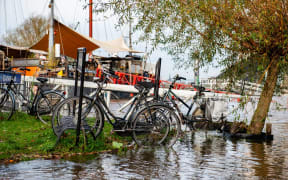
[248,58,279,135]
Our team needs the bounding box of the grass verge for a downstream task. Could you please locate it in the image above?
[0,112,132,163]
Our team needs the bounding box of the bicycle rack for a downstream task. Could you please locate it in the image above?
[54,48,88,146]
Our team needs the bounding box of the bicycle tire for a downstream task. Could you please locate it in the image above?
[0,88,15,120]
[132,103,181,148]
[36,91,65,124]
[51,96,104,140]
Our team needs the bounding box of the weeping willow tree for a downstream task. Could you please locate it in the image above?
[93,0,288,134]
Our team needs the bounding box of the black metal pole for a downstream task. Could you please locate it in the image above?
[154,58,161,100]
[74,54,79,96]
[76,47,86,146]
[73,51,80,117]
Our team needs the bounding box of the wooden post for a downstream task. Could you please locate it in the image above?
[266,123,272,135]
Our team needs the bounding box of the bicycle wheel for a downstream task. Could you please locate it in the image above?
[132,103,181,148]
[36,91,65,124]
[0,88,15,120]
[51,96,104,139]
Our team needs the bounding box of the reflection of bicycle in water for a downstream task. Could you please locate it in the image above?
[52,68,181,147]
[0,67,65,124]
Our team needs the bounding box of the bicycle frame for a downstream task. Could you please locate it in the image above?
[4,71,57,113]
[89,86,147,130]
[8,81,34,111]
[163,87,201,119]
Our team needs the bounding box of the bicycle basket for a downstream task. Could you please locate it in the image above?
[0,71,21,84]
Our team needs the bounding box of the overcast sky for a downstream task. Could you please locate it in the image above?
[0,0,222,80]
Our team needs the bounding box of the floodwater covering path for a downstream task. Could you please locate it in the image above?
[1,111,288,179]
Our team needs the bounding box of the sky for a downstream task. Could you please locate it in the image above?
[0,0,222,80]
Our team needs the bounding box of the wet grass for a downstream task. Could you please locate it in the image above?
[0,112,132,163]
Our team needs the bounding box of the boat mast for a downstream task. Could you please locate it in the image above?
[48,0,55,64]
[128,9,132,56]
[89,0,93,38]
[88,0,93,58]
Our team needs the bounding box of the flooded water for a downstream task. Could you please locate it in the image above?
[1,104,288,179]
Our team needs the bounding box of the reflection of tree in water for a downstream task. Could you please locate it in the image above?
[249,124,288,178]
[249,142,271,178]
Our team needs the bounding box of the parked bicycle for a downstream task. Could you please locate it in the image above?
[161,74,211,129]
[51,68,181,147]
[0,67,65,124]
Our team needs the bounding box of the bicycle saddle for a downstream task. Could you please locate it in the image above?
[134,81,154,92]
[36,77,48,83]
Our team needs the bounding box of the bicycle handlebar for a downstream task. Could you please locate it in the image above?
[178,76,186,80]
[170,74,187,88]
[174,74,186,81]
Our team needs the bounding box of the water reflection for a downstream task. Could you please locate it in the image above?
[1,111,288,179]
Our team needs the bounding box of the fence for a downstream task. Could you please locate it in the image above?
[9,76,288,124]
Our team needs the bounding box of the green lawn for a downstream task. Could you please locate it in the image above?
[0,112,131,163]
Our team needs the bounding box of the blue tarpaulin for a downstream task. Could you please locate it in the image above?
[0,71,21,84]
